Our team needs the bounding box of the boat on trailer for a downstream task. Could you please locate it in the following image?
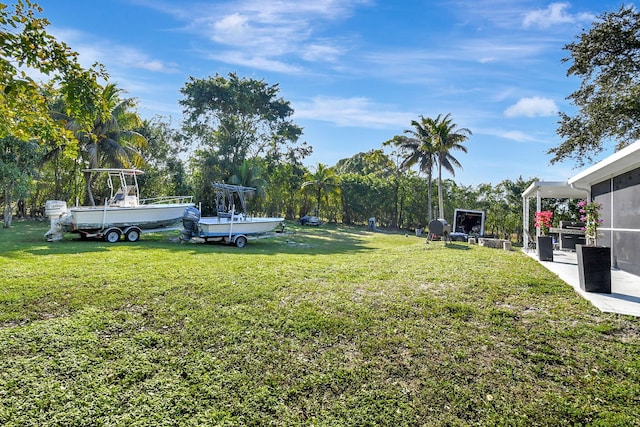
[45,168,195,242]
[181,183,284,247]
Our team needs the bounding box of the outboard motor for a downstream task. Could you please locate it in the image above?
[181,206,201,240]
[44,200,68,242]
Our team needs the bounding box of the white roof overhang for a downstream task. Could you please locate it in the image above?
[568,141,640,188]
[522,181,588,200]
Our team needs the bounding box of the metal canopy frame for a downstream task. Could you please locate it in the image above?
[212,183,257,215]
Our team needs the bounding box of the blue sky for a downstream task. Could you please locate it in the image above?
[34,0,628,185]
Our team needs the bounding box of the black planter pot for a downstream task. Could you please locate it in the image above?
[576,245,611,294]
[537,236,554,261]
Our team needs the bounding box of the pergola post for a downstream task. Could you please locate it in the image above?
[536,190,541,238]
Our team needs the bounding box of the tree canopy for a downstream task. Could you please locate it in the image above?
[552,5,640,165]
[385,122,437,221]
[179,72,308,178]
[0,0,106,149]
[0,3,523,237]
[1,0,107,224]
[427,113,471,220]
[301,164,340,217]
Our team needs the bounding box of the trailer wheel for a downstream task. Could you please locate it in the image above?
[234,235,248,248]
[103,228,121,243]
[125,227,141,242]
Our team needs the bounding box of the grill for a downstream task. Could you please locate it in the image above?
[427,219,451,241]
[559,220,586,250]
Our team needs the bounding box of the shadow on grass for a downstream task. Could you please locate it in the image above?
[1,220,376,257]
[0,220,108,258]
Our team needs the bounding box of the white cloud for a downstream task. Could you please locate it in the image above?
[523,2,593,29]
[293,96,411,128]
[302,43,345,63]
[164,0,371,72]
[504,97,558,118]
[210,51,303,74]
[499,130,537,142]
[49,26,179,74]
[211,13,252,44]
[477,127,541,143]
[117,47,180,73]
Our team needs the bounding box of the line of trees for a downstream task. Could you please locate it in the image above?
[0,0,543,243]
[2,1,634,243]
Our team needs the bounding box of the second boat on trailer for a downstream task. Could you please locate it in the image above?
[181,183,285,247]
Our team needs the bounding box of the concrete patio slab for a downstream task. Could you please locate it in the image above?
[524,249,640,317]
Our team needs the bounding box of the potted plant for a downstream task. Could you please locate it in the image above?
[535,210,554,261]
[576,199,611,293]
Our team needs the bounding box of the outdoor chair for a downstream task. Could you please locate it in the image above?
[525,231,536,252]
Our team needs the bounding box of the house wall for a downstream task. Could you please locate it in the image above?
[591,167,640,276]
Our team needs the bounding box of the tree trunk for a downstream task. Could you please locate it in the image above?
[398,185,405,229]
[3,187,13,228]
[315,188,322,216]
[84,171,96,206]
[391,179,399,228]
[438,159,444,221]
[426,171,433,221]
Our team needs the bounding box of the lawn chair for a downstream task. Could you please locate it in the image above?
[525,230,537,252]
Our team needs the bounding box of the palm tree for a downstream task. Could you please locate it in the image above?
[425,114,471,220]
[386,118,438,221]
[41,84,148,205]
[301,163,340,217]
[230,159,267,190]
[74,83,148,205]
[229,159,268,212]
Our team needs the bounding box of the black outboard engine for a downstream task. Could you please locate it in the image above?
[181,206,201,240]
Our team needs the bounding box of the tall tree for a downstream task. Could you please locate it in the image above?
[67,83,147,205]
[230,159,269,214]
[77,84,146,170]
[385,118,437,221]
[135,116,192,199]
[336,149,407,228]
[179,72,306,180]
[266,161,306,219]
[301,163,340,217]
[552,6,640,165]
[335,149,393,176]
[0,0,106,222]
[424,113,471,220]
[0,137,41,227]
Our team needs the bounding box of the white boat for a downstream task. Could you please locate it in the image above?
[181,183,284,247]
[197,216,285,236]
[45,168,195,242]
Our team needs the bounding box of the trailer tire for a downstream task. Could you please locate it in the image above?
[125,227,141,242]
[103,228,121,243]
[234,235,248,248]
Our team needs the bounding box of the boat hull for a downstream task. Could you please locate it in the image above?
[197,216,284,237]
[65,203,195,231]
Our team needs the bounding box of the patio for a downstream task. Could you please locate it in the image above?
[524,248,640,317]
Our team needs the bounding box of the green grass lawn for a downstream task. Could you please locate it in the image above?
[1,220,639,426]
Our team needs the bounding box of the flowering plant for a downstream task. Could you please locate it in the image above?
[578,199,603,246]
[534,210,553,236]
